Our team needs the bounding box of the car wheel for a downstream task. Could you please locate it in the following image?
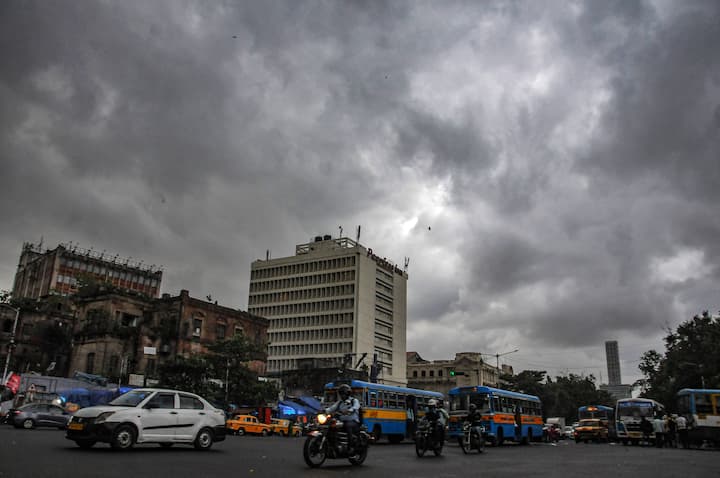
[295,430,302,437]
[194,428,214,450]
[261,429,269,436]
[75,440,96,449]
[22,419,35,429]
[237,428,246,436]
[111,424,136,450]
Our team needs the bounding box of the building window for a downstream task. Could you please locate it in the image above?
[413,371,418,378]
[421,371,426,377]
[429,370,434,377]
[234,326,244,336]
[108,355,119,376]
[216,324,226,340]
[120,313,138,327]
[146,359,156,376]
[86,353,95,374]
[193,318,202,337]
[438,370,443,377]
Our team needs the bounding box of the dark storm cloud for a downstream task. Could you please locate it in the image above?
[2,0,719,383]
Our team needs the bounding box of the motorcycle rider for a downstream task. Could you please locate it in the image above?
[325,384,361,450]
[423,398,445,447]
[464,403,484,442]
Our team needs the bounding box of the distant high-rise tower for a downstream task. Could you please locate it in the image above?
[605,340,621,385]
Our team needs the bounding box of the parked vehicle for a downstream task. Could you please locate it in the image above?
[563,426,575,440]
[9,403,72,429]
[65,388,226,450]
[226,414,273,436]
[270,418,303,436]
[303,411,370,468]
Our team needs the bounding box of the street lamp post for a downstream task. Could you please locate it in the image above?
[481,349,519,383]
[1,304,21,384]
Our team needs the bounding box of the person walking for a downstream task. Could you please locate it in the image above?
[640,416,653,446]
[676,415,689,449]
[665,415,677,448]
[653,415,665,448]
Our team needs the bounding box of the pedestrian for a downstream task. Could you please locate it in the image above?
[665,415,677,448]
[676,414,689,449]
[640,416,652,445]
[653,415,664,448]
[287,416,294,438]
[514,405,522,441]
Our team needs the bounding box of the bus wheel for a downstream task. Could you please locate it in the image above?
[388,434,403,444]
[372,426,382,443]
[496,428,504,446]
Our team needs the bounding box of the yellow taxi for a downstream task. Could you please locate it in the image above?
[574,419,609,443]
[270,418,303,437]
[226,414,273,436]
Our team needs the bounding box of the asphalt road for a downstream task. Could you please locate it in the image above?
[0,427,717,478]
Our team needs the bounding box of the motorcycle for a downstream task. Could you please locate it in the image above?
[459,421,485,454]
[303,412,370,468]
[415,418,443,457]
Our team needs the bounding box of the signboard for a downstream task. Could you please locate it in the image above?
[128,373,145,386]
[144,347,157,355]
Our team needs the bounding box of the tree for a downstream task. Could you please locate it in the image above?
[503,370,614,421]
[637,311,720,409]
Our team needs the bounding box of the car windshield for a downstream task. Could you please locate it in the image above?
[108,390,153,407]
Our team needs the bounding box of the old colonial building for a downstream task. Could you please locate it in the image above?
[70,288,268,384]
[12,242,162,300]
[406,352,501,397]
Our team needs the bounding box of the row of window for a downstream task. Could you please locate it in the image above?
[375,320,393,336]
[252,256,357,280]
[249,298,355,317]
[376,292,393,310]
[181,318,243,339]
[374,334,393,350]
[269,327,353,343]
[249,284,355,306]
[268,313,354,330]
[250,270,356,293]
[268,356,344,372]
[59,259,160,287]
[375,279,393,295]
[268,341,352,357]
[375,306,393,322]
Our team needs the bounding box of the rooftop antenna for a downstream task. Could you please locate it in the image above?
[356,225,361,243]
[404,257,410,272]
[339,225,343,238]
[266,249,270,260]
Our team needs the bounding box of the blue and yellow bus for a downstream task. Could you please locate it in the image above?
[677,388,720,447]
[323,379,443,443]
[615,397,664,445]
[448,385,543,445]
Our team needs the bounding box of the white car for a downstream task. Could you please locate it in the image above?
[65,388,226,450]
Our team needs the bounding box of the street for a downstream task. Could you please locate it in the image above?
[0,427,717,478]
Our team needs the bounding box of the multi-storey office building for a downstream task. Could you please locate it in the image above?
[12,242,162,300]
[248,235,408,386]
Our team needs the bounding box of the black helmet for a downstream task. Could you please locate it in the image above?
[469,403,477,412]
[338,384,352,399]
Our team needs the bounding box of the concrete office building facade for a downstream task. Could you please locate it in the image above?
[248,235,408,386]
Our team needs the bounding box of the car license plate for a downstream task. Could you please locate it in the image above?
[68,423,84,431]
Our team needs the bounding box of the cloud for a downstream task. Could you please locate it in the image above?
[2,0,719,385]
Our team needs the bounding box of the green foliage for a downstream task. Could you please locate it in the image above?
[157,334,276,407]
[637,311,720,409]
[504,370,614,421]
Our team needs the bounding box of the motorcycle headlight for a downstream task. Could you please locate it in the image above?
[94,412,115,424]
[317,413,329,425]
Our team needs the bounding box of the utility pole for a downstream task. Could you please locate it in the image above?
[1,304,20,384]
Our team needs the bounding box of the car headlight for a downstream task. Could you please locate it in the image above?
[94,412,115,424]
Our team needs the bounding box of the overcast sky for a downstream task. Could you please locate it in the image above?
[2,0,719,386]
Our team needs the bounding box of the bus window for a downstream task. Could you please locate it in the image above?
[470,393,491,413]
[492,396,500,412]
[696,394,713,414]
[386,392,397,409]
[677,395,690,415]
[369,390,378,407]
[377,391,384,408]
